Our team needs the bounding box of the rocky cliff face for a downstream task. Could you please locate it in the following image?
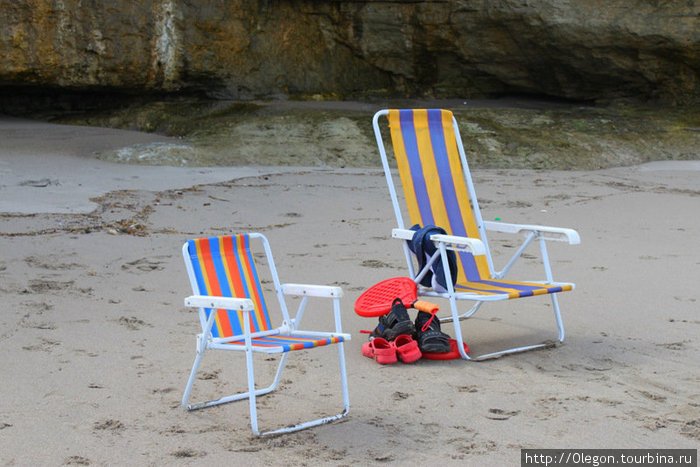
[1,0,698,103]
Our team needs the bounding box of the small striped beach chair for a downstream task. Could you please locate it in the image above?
[373,109,580,360]
[181,233,350,436]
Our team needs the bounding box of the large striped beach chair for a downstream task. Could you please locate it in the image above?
[181,233,350,436]
[373,109,580,360]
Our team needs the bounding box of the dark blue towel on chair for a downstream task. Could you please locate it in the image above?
[408,224,458,292]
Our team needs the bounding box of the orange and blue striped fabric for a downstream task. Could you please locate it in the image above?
[186,234,343,351]
[388,109,571,299]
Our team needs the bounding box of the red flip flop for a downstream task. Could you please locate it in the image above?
[361,337,397,364]
[394,334,422,363]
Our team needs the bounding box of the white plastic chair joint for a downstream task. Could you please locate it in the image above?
[196,333,206,354]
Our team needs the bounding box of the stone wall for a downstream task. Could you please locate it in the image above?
[1,0,698,103]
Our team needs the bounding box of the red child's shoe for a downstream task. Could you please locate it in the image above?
[394,334,422,363]
[362,337,397,364]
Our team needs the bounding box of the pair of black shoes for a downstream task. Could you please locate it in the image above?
[371,298,451,353]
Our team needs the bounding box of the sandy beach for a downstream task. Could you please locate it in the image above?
[0,115,698,465]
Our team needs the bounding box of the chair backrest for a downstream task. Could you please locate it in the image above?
[378,108,494,282]
[184,234,272,338]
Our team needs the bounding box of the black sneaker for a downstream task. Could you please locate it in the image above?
[414,310,451,353]
[370,298,415,341]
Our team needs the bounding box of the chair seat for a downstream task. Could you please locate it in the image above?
[218,334,345,353]
[454,279,573,298]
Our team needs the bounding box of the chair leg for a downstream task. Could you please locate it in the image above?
[182,350,205,408]
[466,341,557,361]
[448,296,564,361]
[338,342,350,414]
[432,244,564,361]
[333,298,350,416]
[260,342,350,437]
[245,346,259,435]
[259,299,350,436]
[181,346,280,412]
[183,345,349,436]
[249,351,293,436]
[551,292,565,342]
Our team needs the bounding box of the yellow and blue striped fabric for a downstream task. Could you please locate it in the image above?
[186,234,343,351]
[388,109,571,299]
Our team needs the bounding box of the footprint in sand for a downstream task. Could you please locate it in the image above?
[641,415,699,441]
[197,370,219,381]
[93,419,124,432]
[19,178,57,187]
[121,257,167,272]
[457,385,479,393]
[656,341,689,350]
[680,419,699,440]
[636,390,667,402]
[22,337,60,352]
[486,408,520,420]
[25,279,74,294]
[20,320,56,330]
[116,316,151,330]
[360,259,392,268]
[24,255,82,270]
[171,449,206,459]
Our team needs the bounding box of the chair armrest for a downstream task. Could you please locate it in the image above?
[185,295,254,311]
[483,221,580,244]
[281,283,344,298]
[392,228,486,255]
[391,228,416,241]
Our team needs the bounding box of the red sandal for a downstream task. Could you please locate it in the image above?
[394,334,422,363]
[361,337,397,364]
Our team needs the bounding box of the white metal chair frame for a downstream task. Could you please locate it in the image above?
[373,110,580,361]
[181,232,351,436]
